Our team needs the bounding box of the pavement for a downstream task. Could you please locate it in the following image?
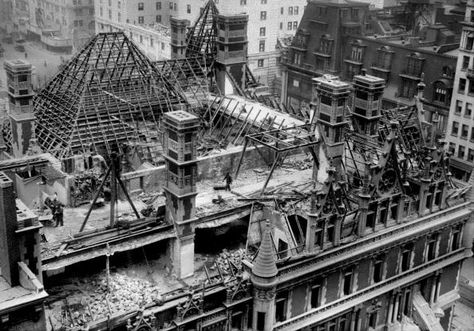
[0,32,72,92]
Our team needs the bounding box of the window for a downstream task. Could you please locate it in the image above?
[108,9,111,19]
[368,311,378,329]
[406,54,423,77]
[470,80,474,94]
[139,35,143,43]
[373,257,384,283]
[458,145,465,159]
[293,21,298,29]
[138,16,144,24]
[150,37,154,47]
[452,121,459,136]
[462,56,470,70]
[100,7,103,16]
[466,34,474,51]
[462,124,469,139]
[117,12,121,22]
[156,15,161,23]
[261,0,267,4]
[294,52,301,65]
[342,268,354,296]
[187,4,191,13]
[310,280,323,308]
[466,103,472,118]
[400,244,412,272]
[281,7,283,15]
[471,127,474,141]
[138,2,144,10]
[399,78,417,99]
[314,221,323,248]
[257,59,264,67]
[156,1,161,10]
[448,142,456,154]
[240,0,246,5]
[169,2,173,9]
[451,225,462,251]
[257,312,265,331]
[456,100,463,114]
[280,22,283,30]
[468,148,474,162]
[293,79,299,88]
[260,11,266,20]
[287,22,292,30]
[351,45,364,62]
[376,46,392,69]
[275,292,287,322]
[433,83,447,103]
[289,6,293,15]
[294,6,299,15]
[426,234,438,261]
[259,40,265,52]
[352,8,359,18]
[259,27,266,37]
[459,78,466,93]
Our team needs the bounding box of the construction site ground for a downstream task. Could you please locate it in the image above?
[42,153,313,330]
[41,153,314,256]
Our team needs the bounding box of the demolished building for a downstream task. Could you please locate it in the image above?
[0,1,473,331]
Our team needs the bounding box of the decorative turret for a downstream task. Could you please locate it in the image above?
[252,222,278,279]
[251,221,277,331]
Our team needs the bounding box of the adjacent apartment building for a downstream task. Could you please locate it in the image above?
[95,0,306,84]
[27,0,95,52]
[445,0,474,181]
[281,0,460,132]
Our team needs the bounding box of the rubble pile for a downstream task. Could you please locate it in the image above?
[49,273,162,329]
[210,248,249,277]
[281,157,312,170]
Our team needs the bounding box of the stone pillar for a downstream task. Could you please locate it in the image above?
[311,75,351,177]
[215,14,249,95]
[418,178,431,216]
[163,111,199,279]
[352,73,385,137]
[4,60,35,158]
[170,18,189,60]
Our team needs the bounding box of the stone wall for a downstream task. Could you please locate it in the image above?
[121,145,275,195]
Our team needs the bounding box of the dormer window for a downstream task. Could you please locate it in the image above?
[433,80,451,105]
[320,34,333,55]
[376,46,392,69]
[405,53,424,77]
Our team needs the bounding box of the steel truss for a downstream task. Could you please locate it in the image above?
[34,32,187,161]
[235,125,318,195]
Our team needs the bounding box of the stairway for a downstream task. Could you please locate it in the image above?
[412,290,445,331]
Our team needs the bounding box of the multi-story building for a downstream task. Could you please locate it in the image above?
[0,0,14,33]
[95,0,307,85]
[445,0,474,181]
[355,0,400,10]
[281,0,459,132]
[0,173,48,330]
[27,0,95,52]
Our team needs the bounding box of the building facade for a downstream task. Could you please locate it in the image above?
[95,0,307,84]
[27,0,95,52]
[445,0,474,181]
[281,0,458,132]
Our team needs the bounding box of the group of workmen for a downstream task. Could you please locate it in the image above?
[45,193,65,227]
